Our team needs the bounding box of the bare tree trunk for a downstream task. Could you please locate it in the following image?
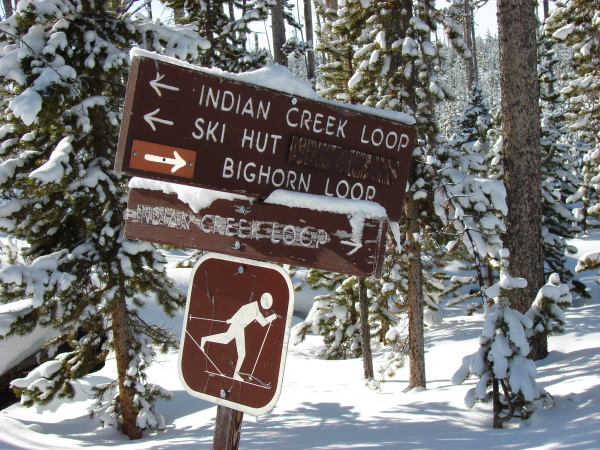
[405,193,426,389]
[173,6,184,21]
[303,0,316,84]
[271,0,287,66]
[2,0,12,18]
[213,406,243,450]
[358,278,374,380]
[469,7,479,86]
[497,0,543,316]
[111,298,142,439]
[463,0,476,92]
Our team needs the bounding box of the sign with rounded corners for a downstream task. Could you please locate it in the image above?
[178,253,294,415]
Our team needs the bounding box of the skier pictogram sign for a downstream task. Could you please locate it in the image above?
[178,253,294,415]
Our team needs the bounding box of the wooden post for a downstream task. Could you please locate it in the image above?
[213,405,244,450]
[358,278,374,380]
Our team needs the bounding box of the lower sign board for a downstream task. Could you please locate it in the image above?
[125,188,388,278]
[179,253,294,415]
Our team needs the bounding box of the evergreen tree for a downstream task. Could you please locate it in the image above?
[452,249,546,428]
[525,273,572,353]
[310,0,508,389]
[162,0,271,72]
[538,28,584,298]
[545,0,599,233]
[293,271,362,360]
[0,0,208,438]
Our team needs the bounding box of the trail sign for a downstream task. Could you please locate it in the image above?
[115,53,416,221]
[125,188,388,278]
[179,253,294,416]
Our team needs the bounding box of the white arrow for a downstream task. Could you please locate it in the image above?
[150,73,180,97]
[144,109,174,131]
[341,239,362,255]
[144,150,187,173]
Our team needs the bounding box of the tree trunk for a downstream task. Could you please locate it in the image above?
[492,378,503,429]
[358,278,374,380]
[213,406,243,450]
[111,298,142,440]
[173,6,184,22]
[463,0,477,92]
[497,0,543,316]
[303,0,316,85]
[271,0,287,66]
[2,0,12,18]
[405,193,426,389]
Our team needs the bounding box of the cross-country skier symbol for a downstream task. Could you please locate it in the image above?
[197,292,278,386]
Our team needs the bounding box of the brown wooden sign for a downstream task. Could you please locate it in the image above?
[125,188,388,278]
[115,54,416,220]
[179,254,294,416]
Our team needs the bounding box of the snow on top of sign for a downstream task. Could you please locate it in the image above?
[130,178,388,219]
[130,48,415,126]
[129,177,247,213]
[265,190,388,251]
[264,190,386,218]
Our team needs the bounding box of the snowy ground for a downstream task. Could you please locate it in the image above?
[0,232,598,449]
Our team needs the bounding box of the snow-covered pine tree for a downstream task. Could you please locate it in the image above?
[439,83,505,307]
[292,271,362,360]
[525,272,572,354]
[538,26,585,300]
[312,0,371,103]
[452,249,546,429]
[162,0,271,72]
[545,0,599,233]
[0,0,208,438]
[446,83,491,177]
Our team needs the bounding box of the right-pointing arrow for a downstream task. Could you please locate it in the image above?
[341,239,363,255]
[144,108,174,131]
[144,150,188,173]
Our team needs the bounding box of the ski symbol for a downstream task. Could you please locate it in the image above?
[144,109,174,131]
[144,150,187,173]
[149,73,180,97]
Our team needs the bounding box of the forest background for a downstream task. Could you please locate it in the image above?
[0,0,598,443]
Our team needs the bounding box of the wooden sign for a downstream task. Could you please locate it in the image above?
[125,188,388,278]
[115,54,416,220]
[179,254,294,416]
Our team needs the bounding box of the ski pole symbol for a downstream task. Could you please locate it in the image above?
[144,109,174,131]
[144,150,188,173]
[150,73,180,97]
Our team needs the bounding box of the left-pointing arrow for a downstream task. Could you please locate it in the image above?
[144,108,174,131]
[144,150,188,173]
[150,72,180,97]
